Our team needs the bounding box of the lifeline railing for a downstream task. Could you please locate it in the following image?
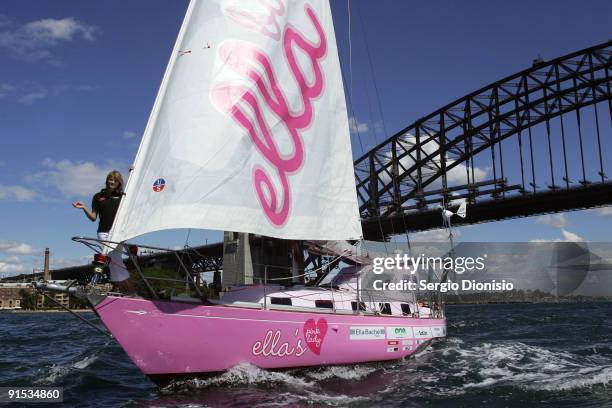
[71,236,444,318]
[73,236,208,300]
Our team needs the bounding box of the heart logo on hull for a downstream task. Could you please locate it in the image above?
[303,318,328,355]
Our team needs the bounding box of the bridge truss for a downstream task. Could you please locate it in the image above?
[354,41,612,239]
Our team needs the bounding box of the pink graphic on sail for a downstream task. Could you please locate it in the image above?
[211,4,327,227]
[223,0,286,41]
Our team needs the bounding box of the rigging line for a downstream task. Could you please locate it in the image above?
[542,86,556,188]
[523,78,537,193]
[340,63,387,254]
[341,11,388,249]
[347,0,353,100]
[361,55,382,144]
[356,1,388,137]
[357,62,399,250]
[515,99,526,192]
[589,54,605,182]
[352,4,381,148]
[340,62,364,155]
[572,76,588,184]
[235,243,362,283]
[37,290,112,338]
[355,3,406,252]
[352,4,386,250]
[554,64,570,188]
[493,87,505,198]
[593,103,605,182]
[184,228,192,248]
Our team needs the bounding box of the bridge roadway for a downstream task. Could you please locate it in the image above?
[361,182,612,239]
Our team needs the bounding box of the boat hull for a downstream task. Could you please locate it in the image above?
[94,296,446,381]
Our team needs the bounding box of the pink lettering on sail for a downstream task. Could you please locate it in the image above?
[303,318,327,355]
[211,3,327,227]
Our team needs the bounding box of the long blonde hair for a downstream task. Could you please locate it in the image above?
[106,170,124,192]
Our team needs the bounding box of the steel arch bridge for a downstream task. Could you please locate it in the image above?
[355,40,612,240]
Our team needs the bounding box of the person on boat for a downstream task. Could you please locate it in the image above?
[72,170,134,292]
[417,301,432,318]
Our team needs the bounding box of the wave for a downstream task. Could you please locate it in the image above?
[34,354,99,385]
[303,365,377,381]
[441,340,612,392]
[165,363,315,391]
[162,363,376,406]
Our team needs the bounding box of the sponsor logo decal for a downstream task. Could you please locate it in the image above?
[303,318,327,355]
[252,328,307,357]
[152,178,166,192]
[432,326,446,337]
[386,326,414,340]
[414,327,433,339]
[349,326,386,340]
[387,346,399,352]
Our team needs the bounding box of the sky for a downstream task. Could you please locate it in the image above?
[0,0,611,277]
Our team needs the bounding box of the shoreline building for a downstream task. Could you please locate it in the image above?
[0,282,30,310]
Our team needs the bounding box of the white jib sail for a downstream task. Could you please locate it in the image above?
[109,0,363,242]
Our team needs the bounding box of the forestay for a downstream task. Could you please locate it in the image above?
[110,0,362,242]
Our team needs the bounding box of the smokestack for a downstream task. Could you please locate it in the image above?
[44,248,50,281]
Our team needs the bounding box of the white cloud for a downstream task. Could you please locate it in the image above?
[372,120,385,135]
[596,206,612,216]
[6,243,34,254]
[0,14,11,28]
[11,82,94,105]
[2,255,21,263]
[27,158,123,198]
[349,116,369,134]
[561,229,583,242]
[19,90,48,104]
[0,16,97,62]
[23,18,96,42]
[123,130,138,139]
[0,238,40,277]
[0,185,37,201]
[0,83,16,98]
[0,240,37,255]
[536,213,567,228]
[0,254,27,275]
[530,228,584,243]
[408,228,461,243]
[380,133,488,189]
[449,196,467,207]
[0,261,27,274]
[446,162,488,185]
[50,255,91,269]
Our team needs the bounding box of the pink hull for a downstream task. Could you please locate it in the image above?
[95,296,446,378]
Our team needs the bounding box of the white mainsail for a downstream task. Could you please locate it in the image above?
[109,0,362,242]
